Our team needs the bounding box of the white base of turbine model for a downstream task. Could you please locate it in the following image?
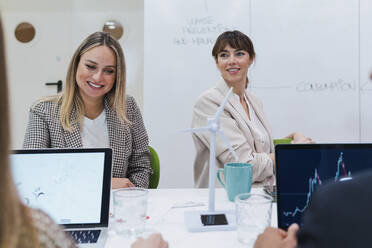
[183,87,239,232]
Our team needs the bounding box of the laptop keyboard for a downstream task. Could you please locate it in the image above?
[67,230,101,244]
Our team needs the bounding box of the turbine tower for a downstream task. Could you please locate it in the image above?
[183,87,239,232]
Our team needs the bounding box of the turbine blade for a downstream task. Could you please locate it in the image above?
[214,87,233,120]
[217,130,239,161]
[179,127,210,133]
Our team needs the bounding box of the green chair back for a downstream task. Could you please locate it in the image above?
[149,146,160,189]
[273,138,293,146]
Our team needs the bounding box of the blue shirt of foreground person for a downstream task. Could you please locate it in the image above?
[254,169,372,248]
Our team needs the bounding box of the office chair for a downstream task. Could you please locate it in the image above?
[149,146,160,189]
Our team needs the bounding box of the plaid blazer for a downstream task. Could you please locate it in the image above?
[23,95,151,188]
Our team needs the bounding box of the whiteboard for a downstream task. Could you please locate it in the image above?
[249,0,359,142]
[360,0,372,142]
[144,0,371,188]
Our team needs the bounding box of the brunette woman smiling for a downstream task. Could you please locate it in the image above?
[191,30,312,188]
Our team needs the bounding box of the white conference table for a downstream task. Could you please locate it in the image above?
[105,188,277,248]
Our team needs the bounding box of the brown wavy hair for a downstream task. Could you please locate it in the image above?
[0,17,38,248]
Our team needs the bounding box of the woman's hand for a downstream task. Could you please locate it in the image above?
[286,131,313,144]
[131,233,168,248]
[112,178,135,189]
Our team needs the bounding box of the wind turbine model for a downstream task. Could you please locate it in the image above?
[183,87,239,232]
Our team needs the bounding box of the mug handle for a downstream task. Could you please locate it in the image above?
[216,168,226,188]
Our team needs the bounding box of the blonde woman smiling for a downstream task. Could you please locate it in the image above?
[24,32,151,189]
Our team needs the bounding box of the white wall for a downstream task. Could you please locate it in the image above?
[1,0,144,149]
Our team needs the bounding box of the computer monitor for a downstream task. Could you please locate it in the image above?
[275,144,372,229]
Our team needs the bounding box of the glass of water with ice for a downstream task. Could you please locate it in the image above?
[113,188,149,237]
[235,193,273,246]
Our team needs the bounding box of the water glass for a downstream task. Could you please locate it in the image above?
[235,193,273,246]
[113,188,148,237]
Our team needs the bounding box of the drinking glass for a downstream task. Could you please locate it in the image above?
[235,193,273,246]
[113,188,149,237]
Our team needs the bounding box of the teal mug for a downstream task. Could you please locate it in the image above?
[217,163,253,202]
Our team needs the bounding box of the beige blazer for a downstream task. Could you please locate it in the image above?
[191,79,274,188]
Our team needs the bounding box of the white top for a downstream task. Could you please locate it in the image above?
[243,94,271,154]
[81,110,110,148]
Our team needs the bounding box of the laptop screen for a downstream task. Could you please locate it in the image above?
[10,148,112,228]
[276,144,372,229]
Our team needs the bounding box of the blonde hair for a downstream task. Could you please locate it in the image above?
[0,17,38,248]
[50,31,128,132]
